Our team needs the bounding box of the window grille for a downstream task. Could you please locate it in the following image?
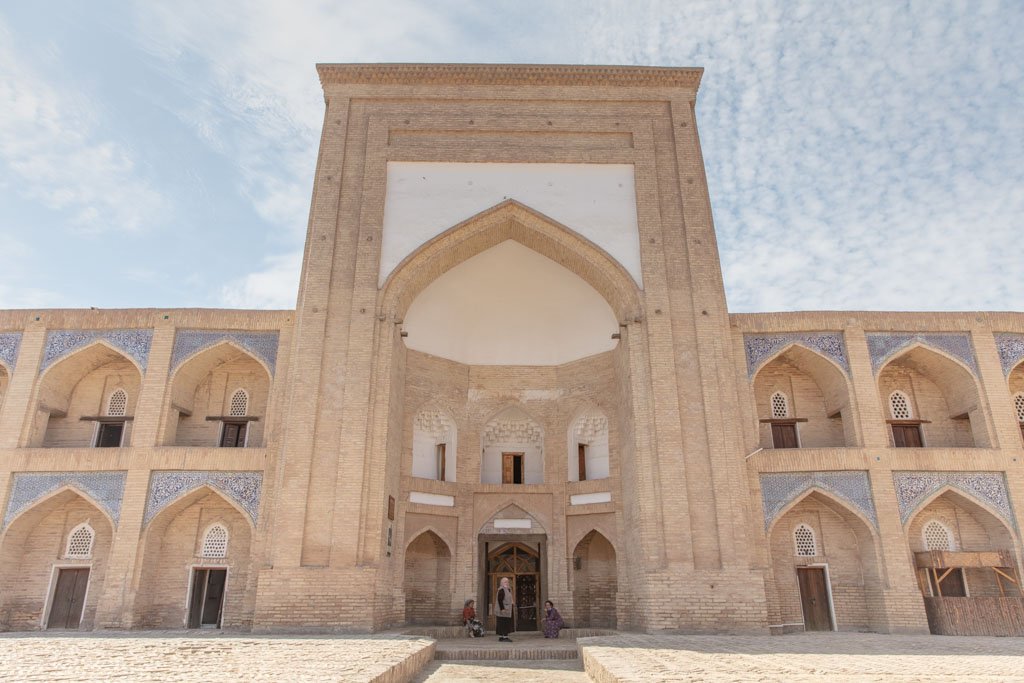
[201,524,229,558]
[1015,393,1024,423]
[106,389,127,417]
[889,391,912,420]
[794,524,817,556]
[923,520,954,551]
[65,523,95,559]
[228,389,248,417]
[770,392,790,419]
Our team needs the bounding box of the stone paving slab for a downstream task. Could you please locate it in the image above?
[579,633,1024,682]
[413,659,589,682]
[434,632,579,660]
[0,632,435,683]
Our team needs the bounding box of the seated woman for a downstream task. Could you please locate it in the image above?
[542,600,564,638]
[463,598,484,637]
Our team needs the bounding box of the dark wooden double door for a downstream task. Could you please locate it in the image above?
[48,568,90,629]
[797,567,833,631]
[487,542,539,631]
[188,568,227,628]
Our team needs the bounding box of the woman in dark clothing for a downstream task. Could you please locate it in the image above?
[542,600,564,638]
[495,577,515,641]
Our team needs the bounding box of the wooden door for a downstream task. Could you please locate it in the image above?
[48,568,90,629]
[486,542,541,631]
[771,423,799,449]
[188,568,227,628]
[892,424,923,447]
[578,444,587,481]
[797,567,832,631]
[515,574,538,631]
[220,422,247,447]
[501,453,523,484]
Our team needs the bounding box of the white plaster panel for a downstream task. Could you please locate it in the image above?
[570,492,613,506]
[404,241,618,365]
[409,491,455,507]
[494,519,532,529]
[381,162,642,286]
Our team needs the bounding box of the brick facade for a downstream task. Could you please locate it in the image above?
[0,64,1020,636]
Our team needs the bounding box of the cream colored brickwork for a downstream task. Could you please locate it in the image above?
[0,66,1020,638]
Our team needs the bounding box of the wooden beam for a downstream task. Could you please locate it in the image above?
[886,419,932,425]
[993,567,1019,586]
[205,415,260,422]
[78,416,134,423]
[758,418,809,424]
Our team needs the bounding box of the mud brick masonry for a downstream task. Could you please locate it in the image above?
[1,64,1023,637]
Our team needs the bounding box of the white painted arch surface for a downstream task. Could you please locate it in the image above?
[381,162,642,287]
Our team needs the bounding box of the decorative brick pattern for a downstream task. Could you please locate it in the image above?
[40,329,152,373]
[744,332,849,378]
[0,332,22,371]
[170,330,280,376]
[144,471,263,526]
[866,332,978,375]
[893,471,1016,528]
[994,333,1024,376]
[760,471,878,530]
[2,471,127,528]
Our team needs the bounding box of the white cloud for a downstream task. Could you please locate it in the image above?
[0,19,165,234]
[220,250,302,309]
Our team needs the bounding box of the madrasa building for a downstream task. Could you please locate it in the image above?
[1,64,1022,637]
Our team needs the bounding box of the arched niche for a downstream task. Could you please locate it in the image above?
[1008,360,1024,445]
[906,489,1020,599]
[568,408,610,482]
[165,342,271,447]
[403,530,453,625]
[572,530,617,628]
[0,489,113,630]
[32,343,142,448]
[753,345,854,448]
[766,490,884,632]
[480,406,544,485]
[877,345,989,448]
[134,486,254,629]
[411,406,457,482]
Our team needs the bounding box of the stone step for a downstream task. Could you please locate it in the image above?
[433,633,580,661]
[413,659,590,682]
[403,626,614,640]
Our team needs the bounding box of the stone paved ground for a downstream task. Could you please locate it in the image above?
[579,633,1024,682]
[0,632,435,683]
[414,660,589,682]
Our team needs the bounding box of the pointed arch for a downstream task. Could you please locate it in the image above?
[568,525,619,558]
[903,485,1018,541]
[169,341,272,402]
[403,528,453,625]
[2,484,116,537]
[877,343,988,447]
[380,199,642,323]
[572,528,618,629]
[767,486,879,541]
[752,343,855,447]
[404,527,454,555]
[143,483,257,534]
[477,502,548,536]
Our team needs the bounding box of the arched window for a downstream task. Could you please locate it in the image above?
[228,389,248,417]
[922,520,954,551]
[770,391,790,419]
[65,522,95,559]
[889,391,912,420]
[106,388,127,417]
[201,523,229,558]
[1014,392,1024,423]
[793,523,817,556]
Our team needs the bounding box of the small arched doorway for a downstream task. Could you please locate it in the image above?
[572,530,618,628]
[403,530,453,625]
[487,542,540,631]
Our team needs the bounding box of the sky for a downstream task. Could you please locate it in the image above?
[0,1,1021,313]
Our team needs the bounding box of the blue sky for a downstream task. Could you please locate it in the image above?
[0,1,1021,312]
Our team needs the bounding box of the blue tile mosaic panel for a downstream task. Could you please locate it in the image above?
[3,471,127,529]
[893,471,1016,528]
[744,332,849,379]
[41,329,153,373]
[866,332,978,375]
[0,332,22,371]
[144,471,263,526]
[760,471,877,530]
[994,333,1024,376]
[170,330,280,376]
